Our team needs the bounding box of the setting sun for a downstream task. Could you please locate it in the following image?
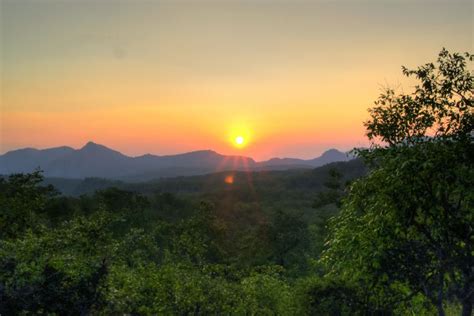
[235,136,244,145]
[234,136,245,147]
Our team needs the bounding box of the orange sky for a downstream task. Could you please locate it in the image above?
[1,0,472,160]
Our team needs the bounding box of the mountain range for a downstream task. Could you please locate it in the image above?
[0,141,352,181]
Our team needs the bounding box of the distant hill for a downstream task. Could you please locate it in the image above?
[0,146,75,173]
[257,148,351,169]
[44,158,366,197]
[0,141,352,181]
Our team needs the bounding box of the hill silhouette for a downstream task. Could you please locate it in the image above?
[0,141,352,180]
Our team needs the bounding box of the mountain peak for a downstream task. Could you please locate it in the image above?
[78,141,125,158]
[315,149,349,163]
[80,141,112,152]
[321,148,345,156]
[82,141,100,148]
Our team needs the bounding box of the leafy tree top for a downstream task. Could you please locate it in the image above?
[365,48,473,146]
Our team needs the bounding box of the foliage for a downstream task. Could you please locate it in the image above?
[0,211,116,315]
[0,170,57,239]
[324,48,473,316]
[365,48,473,145]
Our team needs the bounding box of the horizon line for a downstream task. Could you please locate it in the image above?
[0,140,357,162]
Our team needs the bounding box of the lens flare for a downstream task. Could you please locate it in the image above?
[224,174,234,184]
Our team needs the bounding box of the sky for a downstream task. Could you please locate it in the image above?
[1,0,472,160]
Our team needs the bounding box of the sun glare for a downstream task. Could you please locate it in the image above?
[234,136,245,147]
[228,123,251,149]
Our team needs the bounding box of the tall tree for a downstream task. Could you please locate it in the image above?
[323,49,473,316]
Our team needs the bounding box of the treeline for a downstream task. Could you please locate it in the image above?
[0,49,472,315]
[0,169,354,315]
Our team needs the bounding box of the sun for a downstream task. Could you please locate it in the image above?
[235,136,244,145]
[228,124,251,148]
[234,135,246,147]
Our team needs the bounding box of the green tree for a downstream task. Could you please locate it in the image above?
[0,211,117,315]
[268,209,309,271]
[0,170,57,239]
[313,168,344,209]
[310,168,346,257]
[323,49,473,316]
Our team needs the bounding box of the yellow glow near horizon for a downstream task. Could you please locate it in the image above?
[2,1,471,159]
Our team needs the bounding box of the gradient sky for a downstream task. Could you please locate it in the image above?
[1,0,472,160]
